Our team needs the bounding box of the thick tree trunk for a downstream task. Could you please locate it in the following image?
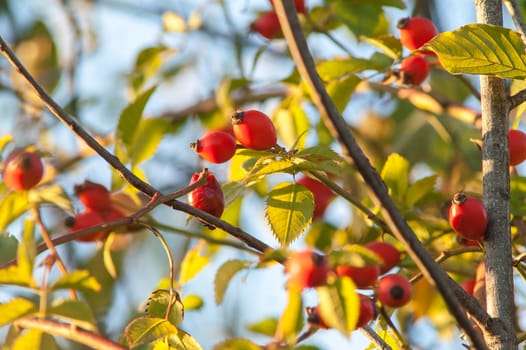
[475,1,516,349]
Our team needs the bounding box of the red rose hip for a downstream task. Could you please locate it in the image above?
[2,149,44,191]
[365,241,401,274]
[190,130,237,164]
[448,192,488,241]
[232,110,277,150]
[74,181,112,212]
[187,170,225,219]
[250,11,281,39]
[508,129,526,166]
[376,274,412,308]
[297,176,335,219]
[398,16,438,52]
[285,250,330,290]
[399,55,429,85]
[335,264,380,289]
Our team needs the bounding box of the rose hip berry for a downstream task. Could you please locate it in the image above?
[376,274,412,308]
[335,264,380,289]
[74,181,112,212]
[398,16,438,52]
[250,11,281,40]
[365,241,401,274]
[232,110,277,150]
[399,55,429,85]
[356,295,376,328]
[306,306,330,329]
[297,176,335,219]
[460,278,476,296]
[270,0,307,14]
[285,250,330,290]
[448,192,488,241]
[190,130,237,164]
[66,207,125,242]
[2,149,44,191]
[508,129,526,166]
[187,170,225,219]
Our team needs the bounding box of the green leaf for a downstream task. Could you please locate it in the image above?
[333,1,389,38]
[425,24,526,79]
[327,74,361,112]
[248,159,297,179]
[0,234,18,265]
[48,299,98,331]
[0,298,37,327]
[117,86,157,146]
[179,246,210,285]
[273,104,310,149]
[145,289,184,326]
[214,259,250,305]
[406,175,438,207]
[182,294,203,311]
[0,134,13,155]
[213,338,260,350]
[361,34,403,59]
[28,184,73,212]
[275,288,303,345]
[50,270,101,293]
[0,191,31,231]
[329,244,382,267]
[12,329,58,350]
[266,183,314,247]
[317,276,359,336]
[246,317,278,337]
[318,59,380,80]
[129,117,170,165]
[381,153,410,199]
[168,329,204,350]
[124,316,178,348]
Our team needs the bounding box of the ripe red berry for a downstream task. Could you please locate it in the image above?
[270,0,307,14]
[66,210,106,242]
[398,16,438,52]
[74,181,112,212]
[297,176,335,219]
[356,295,376,328]
[460,278,476,296]
[399,55,429,85]
[285,250,330,290]
[232,110,277,150]
[508,129,526,166]
[187,171,225,219]
[335,264,380,289]
[2,149,44,191]
[376,274,412,308]
[448,193,488,241]
[365,241,401,274]
[190,130,237,164]
[251,11,281,39]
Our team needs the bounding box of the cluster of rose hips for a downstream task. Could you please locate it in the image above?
[66,181,125,242]
[284,242,411,331]
[250,0,307,40]
[394,16,438,86]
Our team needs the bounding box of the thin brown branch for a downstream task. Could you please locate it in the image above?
[0,34,273,257]
[272,1,489,349]
[360,325,393,350]
[509,88,526,111]
[14,317,126,350]
[32,207,77,300]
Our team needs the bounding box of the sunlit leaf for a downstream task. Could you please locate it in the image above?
[273,104,310,149]
[117,86,157,146]
[0,191,31,231]
[213,338,260,350]
[144,289,184,326]
[317,276,359,336]
[275,288,303,345]
[425,24,526,79]
[214,259,250,304]
[168,329,203,350]
[266,183,314,247]
[162,11,188,32]
[0,234,18,265]
[129,117,170,165]
[246,317,278,337]
[381,153,410,199]
[48,299,98,331]
[182,294,203,311]
[12,329,58,350]
[124,316,178,348]
[50,270,101,293]
[327,74,361,112]
[333,1,389,38]
[179,246,210,284]
[0,298,37,327]
[318,59,381,80]
[361,34,403,59]
[0,135,13,155]
[28,184,73,212]
[406,175,438,207]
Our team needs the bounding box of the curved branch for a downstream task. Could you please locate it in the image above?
[14,317,126,350]
[0,35,273,258]
[271,1,489,349]
[509,88,526,111]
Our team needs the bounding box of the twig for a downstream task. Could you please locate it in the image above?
[361,325,393,350]
[0,34,273,257]
[378,306,407,348]
[504,0,526,43]
[509,88,526,111]
[271,1,489,349]
[14,317,126,350]
[32,207,77,300]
